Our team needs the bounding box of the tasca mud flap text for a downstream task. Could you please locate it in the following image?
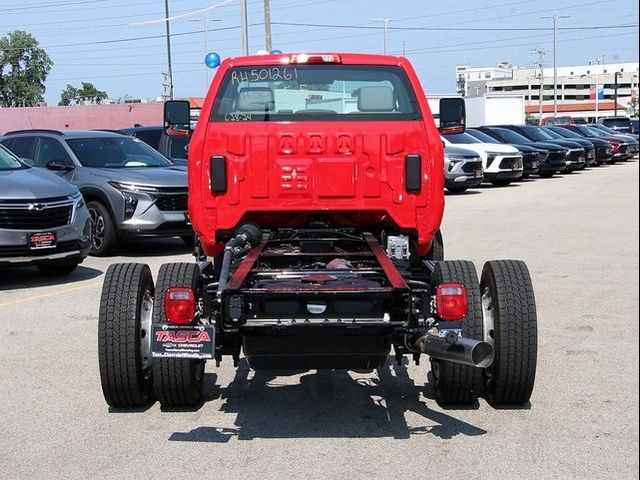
[151,324,215,360]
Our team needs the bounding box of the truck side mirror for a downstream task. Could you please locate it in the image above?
[164,100,191,129]
[439,98,465,135]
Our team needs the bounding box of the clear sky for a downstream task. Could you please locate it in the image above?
[1,0,638,104]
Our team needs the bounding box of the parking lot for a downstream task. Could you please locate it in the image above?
[0,159,637,480]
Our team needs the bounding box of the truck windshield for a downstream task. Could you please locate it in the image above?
[210,65,421,122]
[0,145,26,170]
[66,137,173,168]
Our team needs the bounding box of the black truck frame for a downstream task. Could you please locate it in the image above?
[98,225,537,410]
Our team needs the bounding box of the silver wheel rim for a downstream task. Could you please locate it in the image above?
[88,207,105,251]
[481,287,496,347]
[139,290,153,372]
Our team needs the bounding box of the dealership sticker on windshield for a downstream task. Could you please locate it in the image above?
[151,324,215,359]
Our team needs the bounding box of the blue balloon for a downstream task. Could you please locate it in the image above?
[270,49,283,55]
[205,52,221,69]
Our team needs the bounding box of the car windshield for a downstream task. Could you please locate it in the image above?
[466,130,500,144]
[443,132,481,144]
[592,124,617,135]
[0,144,26,170]
[66,137,173,168]
[211,64,421,122]
[523,127,553,141]
[603,118,631,129]
[585,127,608,137]
[493,128,530,143]
[541,128,563,139]
[571,126,597,138]
[550,127,581,139]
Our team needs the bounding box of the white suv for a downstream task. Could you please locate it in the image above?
[442,132,523,186]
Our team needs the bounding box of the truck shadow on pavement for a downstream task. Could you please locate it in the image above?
[169,360,487,443]
[0,265,103,291]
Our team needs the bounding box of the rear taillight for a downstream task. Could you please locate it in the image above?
[436,283,468,321]
[164,287,195,325]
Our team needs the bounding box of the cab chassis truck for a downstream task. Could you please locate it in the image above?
[98,53,537,408]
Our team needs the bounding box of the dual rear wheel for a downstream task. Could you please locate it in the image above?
[98,262,205,409]
[430,259,538,406]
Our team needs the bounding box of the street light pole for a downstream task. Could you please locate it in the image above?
[264,0,272,52]
[190,18,221,90]
[240,0,249,55]
[614,71,622,116]
[541,15,569,117]
[164,0,174,99]
[372,18,396,54]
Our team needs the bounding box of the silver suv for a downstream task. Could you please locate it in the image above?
[0,144,90,274]
[0,130,191,256]
[444,146,484,194]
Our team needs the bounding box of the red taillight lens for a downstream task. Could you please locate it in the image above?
[436,283,468,321]
[164,287,195,325]
[290,54,342,64]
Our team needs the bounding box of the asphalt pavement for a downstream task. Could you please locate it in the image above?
[1,160,638,480]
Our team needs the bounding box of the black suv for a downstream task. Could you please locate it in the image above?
[121,125,190,167]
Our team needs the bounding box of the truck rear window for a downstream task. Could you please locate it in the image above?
[210,65,421,122]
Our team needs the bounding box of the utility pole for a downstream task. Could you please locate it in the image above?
[190,18,221,90]
[264,0,272,52]
[164,0,174,99]
[241,0,249,55]
[541,15,569,117]
[532,49,546,124]
[372,18,396,55]
[614,71,622,116]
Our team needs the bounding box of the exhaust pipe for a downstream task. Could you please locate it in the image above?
[414,332,493,368]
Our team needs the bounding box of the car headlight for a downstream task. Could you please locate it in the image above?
[71,191,85,209]
[108,181,156,220]
[444,155,467,171]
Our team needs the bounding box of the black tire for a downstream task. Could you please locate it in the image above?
[98,263,154,408]
[480,260,537,405]
[152,262,205,408]
[430,260,483,405]
[491,179,511,187]
[539,171,554,178]
[446,186,468,194]
[87,201,117,256]
[425,230,444,261]
[37,260,81,275]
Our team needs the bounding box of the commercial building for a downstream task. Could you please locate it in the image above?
[456,61,639,121]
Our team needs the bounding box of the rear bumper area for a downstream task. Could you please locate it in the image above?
[242,324,392,370]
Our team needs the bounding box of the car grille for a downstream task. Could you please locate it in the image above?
[586,148,595,159]
[0,240,80,258]
[617,144,628,155]
[0,199,73,230]
[566,150,585,163]
[498,156,522,169]
[155,194,188,212]
[547,151,566,165]
[522,152,539,167]
[461,160,482,173]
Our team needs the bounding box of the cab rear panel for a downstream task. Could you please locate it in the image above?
[187,54,444,258]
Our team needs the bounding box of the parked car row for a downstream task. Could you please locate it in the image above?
[0,119,637,274]
[0,129,191,271]
[442,123,639,193]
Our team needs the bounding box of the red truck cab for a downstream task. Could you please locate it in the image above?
[184,53,450,258]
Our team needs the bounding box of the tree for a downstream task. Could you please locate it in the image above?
[0,30,52,107]
[59,82,108,106]
[626,96,638,118]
